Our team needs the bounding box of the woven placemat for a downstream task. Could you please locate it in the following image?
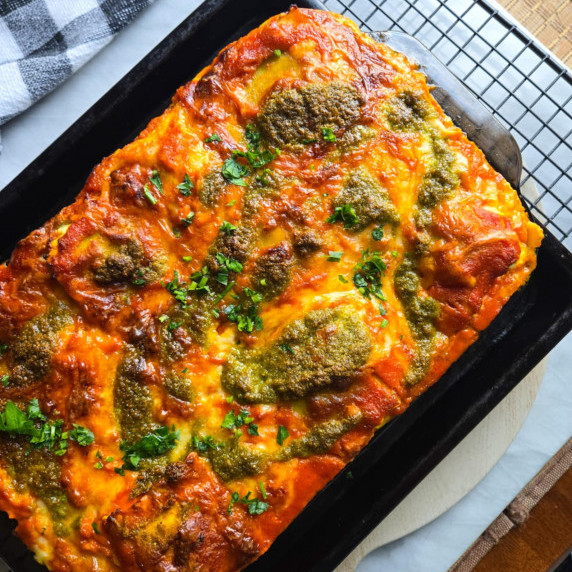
[497,0,572,66]
[450,437,572,571]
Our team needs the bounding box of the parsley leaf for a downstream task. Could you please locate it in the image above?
[352,250,388,300]
[224,303,263,333]
[192,434,223,452]
[177,173,194,196]
[326,204,358,229]
[372,226,384,241]
[69,424,95,446]
[1,375,9,387]
[278,343,295,354]
[0,344,7,357]
[165,271,188,306]
[220,221,237,235]
[221,409,258,436]
[322,126,337,143]
[150,170,163,195]
[205,134,222,143]
[222,157,249,186]
[181,212,195,227]
[0,400,93,454]
[338,274,348,284]
[327,251,343,262]
[276,425,289,446]
[228,491,240,514]
[120,426,180,471]
[240,491,269,515]
[143,183,158,205]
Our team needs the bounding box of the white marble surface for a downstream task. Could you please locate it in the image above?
[0,1,571,571]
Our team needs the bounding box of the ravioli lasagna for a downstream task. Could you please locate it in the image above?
[0,7,542,571]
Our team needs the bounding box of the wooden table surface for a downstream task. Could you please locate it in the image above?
[497,0,571,66]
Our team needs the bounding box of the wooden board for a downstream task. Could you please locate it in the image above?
[336,360,546,572]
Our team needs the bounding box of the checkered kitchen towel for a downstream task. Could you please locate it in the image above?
[0,0,153,143]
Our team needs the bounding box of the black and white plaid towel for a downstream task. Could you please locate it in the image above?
[0,0,153,141]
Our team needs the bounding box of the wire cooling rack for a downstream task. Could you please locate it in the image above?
[323,0,572,251]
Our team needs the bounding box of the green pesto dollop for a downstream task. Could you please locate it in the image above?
[204,440,266,482]
[222,307,372,403]
[415,137,460,228]
[0,438,70,536]
[257,82,363,148]
[162,297,213,359]
[277,414,362,461]
[10,302,72,386]
[92,239,151,285]
[164,372,194,402]
[386,91,433,132]
[393,256,440,386]
[114,346,153,442]
[252,242,293,300]
[334,169,399,231]
[199,171,227,207]
[338,124,376,153]
[130,457,169,498]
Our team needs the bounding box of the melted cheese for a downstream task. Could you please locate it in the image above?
[0,7,542,572]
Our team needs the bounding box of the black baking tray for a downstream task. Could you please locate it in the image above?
[1,1,572,571]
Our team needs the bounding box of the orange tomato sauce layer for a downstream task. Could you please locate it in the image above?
[0,8,542,571]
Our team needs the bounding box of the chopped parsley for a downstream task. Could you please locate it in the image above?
[172,227,182,238]
[215,253,243,286]
[372,226,384,241]
[276,425,289,446]
[327,251,343,262]
[274,49,282,57]
[1,375,9,387]
[221,124,279,186]
[181,212,195,227]
[228,491,269,515]
[69,425,95,446]
[167,320,182,332]
[224,302,263,333]
[0,399,93,454]
[226,199,236,207]
[212,281,235,305]
[353,250,388,301]
[182,255,192,262]
[205,134,222,143]
[259,481,268,499]
[143,184,158,205]
[222,157,249,186]
[150,170,164,195]
[192,435,223,452]
[338,274,348,284]
[92,522,100,534]
[220,221,237,235]
[241,491,269,515]
[326,204,358,229]
[165,270,189,306]
[322,126,337,143]
[189,266,211,295]
[221,409,258,436]
[119,426,180,471]
[381,319,389,328]
[278,343,295,354]
[177,173,194,196]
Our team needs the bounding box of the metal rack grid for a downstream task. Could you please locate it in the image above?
[323,0,572,251]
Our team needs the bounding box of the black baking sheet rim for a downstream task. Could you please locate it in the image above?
[0,0,571,571]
